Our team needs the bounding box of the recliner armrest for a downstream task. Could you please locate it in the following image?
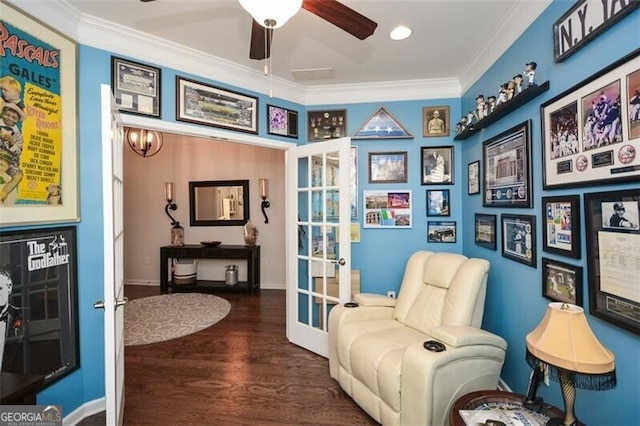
[431,326,507,350]
[353,293,397,307]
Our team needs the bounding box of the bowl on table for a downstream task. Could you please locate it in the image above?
[200,241,222,247]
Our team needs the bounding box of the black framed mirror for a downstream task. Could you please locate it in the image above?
[189,180,250,226]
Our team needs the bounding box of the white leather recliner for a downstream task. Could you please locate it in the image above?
[328,251,507,426]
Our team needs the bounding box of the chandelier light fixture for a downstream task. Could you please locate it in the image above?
[238,0,302,28]
[125,127,163,158]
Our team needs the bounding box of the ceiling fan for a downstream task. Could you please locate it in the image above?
[140,0,377,61]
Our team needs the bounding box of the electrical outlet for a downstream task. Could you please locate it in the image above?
[387,291,396,299]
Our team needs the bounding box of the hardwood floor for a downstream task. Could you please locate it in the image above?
[78,286,376,425]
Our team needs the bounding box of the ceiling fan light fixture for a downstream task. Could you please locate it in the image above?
[239,0,303,29]
[389,25,412,41]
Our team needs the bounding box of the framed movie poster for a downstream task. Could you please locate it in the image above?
[176,76,258,134]
[0,226,79,388]
[501,213,536,268]
[483,121,532,207]
[541,47,640,189]
[111,56,161,117]
[542,257,583,306]
[584,189,640,336]
[542,195,581,259]
[0,2,79,226]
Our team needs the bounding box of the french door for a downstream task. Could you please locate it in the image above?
[286,137,352,357]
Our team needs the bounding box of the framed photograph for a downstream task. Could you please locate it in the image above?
[0,226,79,389]
[541,47,640,189]
[363,190,412,228]
[542,195,581,259]
[423,106,450,137]
[542,258,583,306]
[421,146,454,185]
[483,120,532,207]
[475,213,497,250]
[501,214,536,268]
[308,109,347,142]
[426,189,450,217]
[468,160,481,195]
[176,76,258,134]
[0,2,79,227]
[368,151,408,183]
[267,104,298,139]
[584,189,640,336]
[111,56,161,117]
[427,221,457,243]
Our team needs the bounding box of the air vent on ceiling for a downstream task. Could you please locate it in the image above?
[291,68,333,80]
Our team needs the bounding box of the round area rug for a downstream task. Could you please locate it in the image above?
[124,293,231,346]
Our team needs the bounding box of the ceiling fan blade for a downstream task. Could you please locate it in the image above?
[249,20,273,60]
[302,0,377,40]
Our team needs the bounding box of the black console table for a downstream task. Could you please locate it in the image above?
[0,372,44,405]
[160,245,260,294]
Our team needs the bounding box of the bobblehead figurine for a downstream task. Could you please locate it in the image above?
[524,61,537,87]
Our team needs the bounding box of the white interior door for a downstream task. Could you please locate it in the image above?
[286,137,352,357]
[100,84,126,425]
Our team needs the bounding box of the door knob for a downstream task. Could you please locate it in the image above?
[93,301,105,310]
[332,258,346,266]
[116,297,129,308]
[93,297,128,310]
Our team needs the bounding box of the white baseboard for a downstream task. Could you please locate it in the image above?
[63,397,105,425]
[124,279,159,287]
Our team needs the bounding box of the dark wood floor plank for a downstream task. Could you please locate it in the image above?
[79,287,375,425]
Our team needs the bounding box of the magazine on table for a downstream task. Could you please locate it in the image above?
[459,405,550,426]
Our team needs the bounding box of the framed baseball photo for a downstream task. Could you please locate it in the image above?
[542,257,583,306]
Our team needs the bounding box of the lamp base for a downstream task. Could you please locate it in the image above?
[546,417,577,426]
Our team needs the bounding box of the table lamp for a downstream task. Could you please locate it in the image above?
[525,302,616,426]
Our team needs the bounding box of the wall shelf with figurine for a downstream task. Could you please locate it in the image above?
[454,81,550,141]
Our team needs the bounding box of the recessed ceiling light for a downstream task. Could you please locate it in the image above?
[389,25,412,41]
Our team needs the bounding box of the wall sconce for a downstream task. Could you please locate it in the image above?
[164,182,178,225]
[259,178,270,224]
[126,127,163,158]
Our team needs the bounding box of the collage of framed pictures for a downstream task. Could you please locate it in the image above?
[111,56,161,118]
[421,146,454,185]
[501,213,536,268]
[267,104,298,139]
[483,120,532,207]
[541,47,640,189]
[363,190,412,228]
[584,188,640,336]
[368,152,408,184]
[175,76,258,134]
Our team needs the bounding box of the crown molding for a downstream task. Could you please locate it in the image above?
[457,0,551,94]
[9,0,524,106]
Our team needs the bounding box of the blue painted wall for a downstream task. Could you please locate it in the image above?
[14,1,639,423]
[460,2,640,425]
